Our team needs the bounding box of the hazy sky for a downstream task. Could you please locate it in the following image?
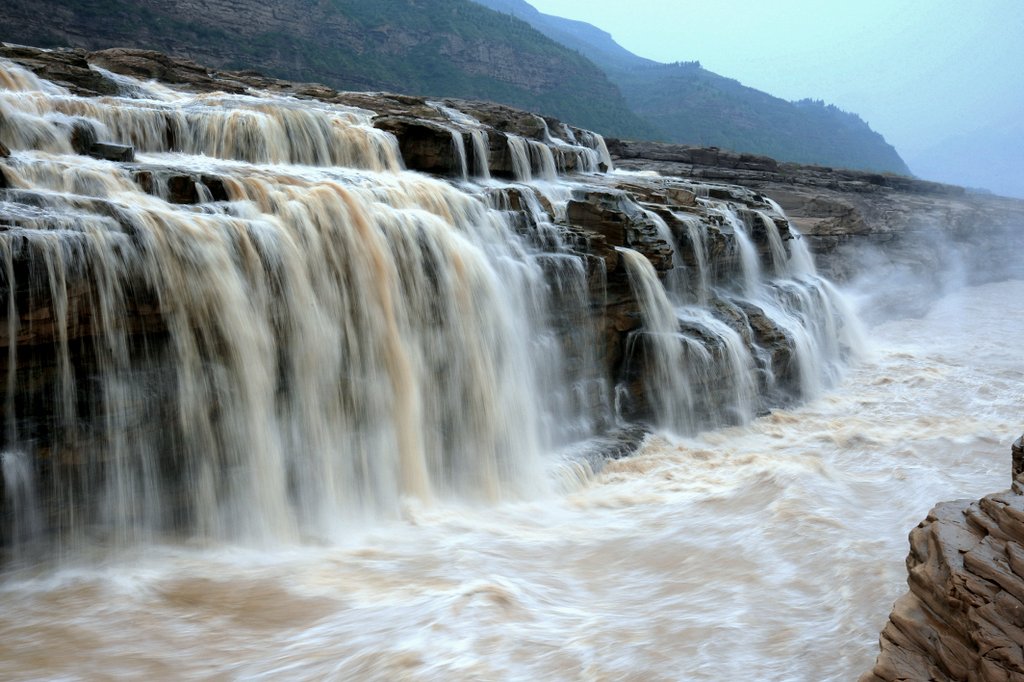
[528,0,1024,195]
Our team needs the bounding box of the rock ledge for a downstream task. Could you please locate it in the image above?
[863,437,1024,682]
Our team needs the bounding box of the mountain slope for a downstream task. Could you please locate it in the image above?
[473,0,911,174]
[0,0,656,139]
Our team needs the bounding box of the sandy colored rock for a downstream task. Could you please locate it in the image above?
[862,455,1024,682]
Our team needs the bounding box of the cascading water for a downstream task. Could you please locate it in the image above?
[619,247,698,431]
[0,55,867,546]
[0,52,928,682]
[614,195,861,433]
[755,210,790,276]
[0,60,610,549]
[506,135,533,182]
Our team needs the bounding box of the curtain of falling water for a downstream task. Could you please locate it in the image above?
[618,197,864,434]
[0,60,579,548]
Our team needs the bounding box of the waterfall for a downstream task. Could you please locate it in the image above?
[1,450,42,554]
[429,102,490,180]
[755,210,790,276]
[0,64,592,548]
[0,55,861,554]
[506,135,532,182]
[528,140,558,181]
[619,248,697,431]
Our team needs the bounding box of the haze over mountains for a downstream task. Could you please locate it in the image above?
[473,0,910,175]
[2,0,909,174]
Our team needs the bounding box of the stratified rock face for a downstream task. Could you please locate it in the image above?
[863,439,1024,682]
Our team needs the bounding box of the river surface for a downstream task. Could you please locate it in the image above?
[1,279,1021,681]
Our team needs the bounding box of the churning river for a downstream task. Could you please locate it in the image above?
[1,279,1020,681]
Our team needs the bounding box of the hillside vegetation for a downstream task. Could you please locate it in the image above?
[0,0,656,138]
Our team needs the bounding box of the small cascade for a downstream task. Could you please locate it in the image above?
[532,116,611,175]
[0,85,403,170]
[1,450,42,553]
[470,130,491,180]
[534,252,608,441]
[449,128,469,180]
[619,248,696,431]
[506,135,532,182]
[0,59,66,94]
[788,225,818,277]
[674,211,711,305]
[633,209,759,428]
[755,210,790,276]
[576,129,614,171]
[709,203,762,296]
[528,140,558,181]
[88,65,178,100]
[429,102,490,180]
[763,197,817,276]
[675,307,758,425]
[614,189,861,432]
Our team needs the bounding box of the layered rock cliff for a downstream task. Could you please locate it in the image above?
[863,438,1024,682]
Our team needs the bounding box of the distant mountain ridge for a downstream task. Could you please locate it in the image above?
[0,0,656,139]
[473,0,911,174]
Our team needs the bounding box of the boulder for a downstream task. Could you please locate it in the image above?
[87,142,134,162]
[0,45,119,96]
[373,116,464,177]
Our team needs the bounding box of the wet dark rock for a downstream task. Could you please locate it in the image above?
[68,119,97,156]
[566,191,673,272]
[374,116,464,177]
[564,425,651,473]
[166,175,199,205]
[133,170,154,195]
[0,45,119,96]
[88,142,134,162]
[201,175,229,202]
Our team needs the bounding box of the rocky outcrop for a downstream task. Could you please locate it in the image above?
[863,437,1024,682]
